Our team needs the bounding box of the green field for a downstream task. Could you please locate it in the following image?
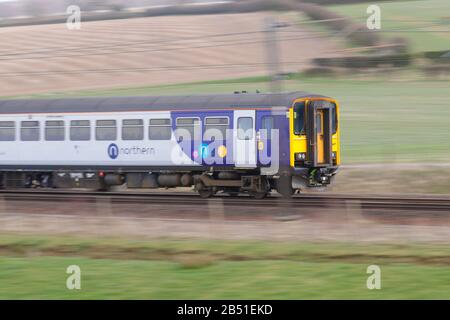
[328,0,450,53]
[13,75,450,164]
[0,235,449,299]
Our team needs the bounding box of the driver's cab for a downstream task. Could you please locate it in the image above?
[289,98,340,183]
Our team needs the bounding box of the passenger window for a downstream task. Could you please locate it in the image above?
[176,118,200,141]
[96,120,117,141]
[204,117,229,140]
[20,121,40,141]
[45,120,65,141]
[294,102,305,135]
[70,120,90,141]
[332,105,338,134]
[237,117,253,140]
[0,121,15,141]
[149,119,171,140]
[122,119,143,140]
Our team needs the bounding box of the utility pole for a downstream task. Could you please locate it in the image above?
[264,17,289,93]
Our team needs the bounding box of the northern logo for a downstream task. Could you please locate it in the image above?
[108,143,119,159]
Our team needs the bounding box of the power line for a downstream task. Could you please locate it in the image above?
[0,25,450,60]
[0,20,324,56]
[0,16,379,56]
[1,18,447,58]
[0,30,265,58]
[0,32,333,61]
[0,61,310,78]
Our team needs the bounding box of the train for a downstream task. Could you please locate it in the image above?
[0,91,340,198]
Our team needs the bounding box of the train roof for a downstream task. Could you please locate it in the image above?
[0,92,331,114]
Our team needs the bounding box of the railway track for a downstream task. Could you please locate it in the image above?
[0,189,450,212]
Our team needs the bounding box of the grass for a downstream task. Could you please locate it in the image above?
[328,0,450,53]
[3,257,450,299]
[333,166,450,194]
[0,235,450,299]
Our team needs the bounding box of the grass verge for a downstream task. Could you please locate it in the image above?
[0,234,449,299]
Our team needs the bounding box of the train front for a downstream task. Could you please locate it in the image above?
[289,98,340,190]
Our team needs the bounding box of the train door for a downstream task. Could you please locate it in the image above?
[306,101,333,166]
[256,112,273,167]
[233,110,256,168]
[316,110,325,164]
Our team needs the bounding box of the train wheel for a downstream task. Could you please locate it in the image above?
[199,189,214,198]
[251,178,269,199]
[195,182,214,198]
[276,175,294,198]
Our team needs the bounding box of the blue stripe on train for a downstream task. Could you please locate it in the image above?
[170,108,290,169]
[170,110,234,166]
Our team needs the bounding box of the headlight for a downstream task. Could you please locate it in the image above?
[295,153,306,161]
[332,152,337,159]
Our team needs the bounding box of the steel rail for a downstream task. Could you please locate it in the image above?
[0,190,449,212]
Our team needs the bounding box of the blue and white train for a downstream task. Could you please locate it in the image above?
[0,92,340,197]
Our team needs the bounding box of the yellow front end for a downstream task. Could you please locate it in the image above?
[288,97,340,186]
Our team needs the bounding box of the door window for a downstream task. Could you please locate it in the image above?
[316,113,322,134]
[237,117,253,140]
[261,116,273,139]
